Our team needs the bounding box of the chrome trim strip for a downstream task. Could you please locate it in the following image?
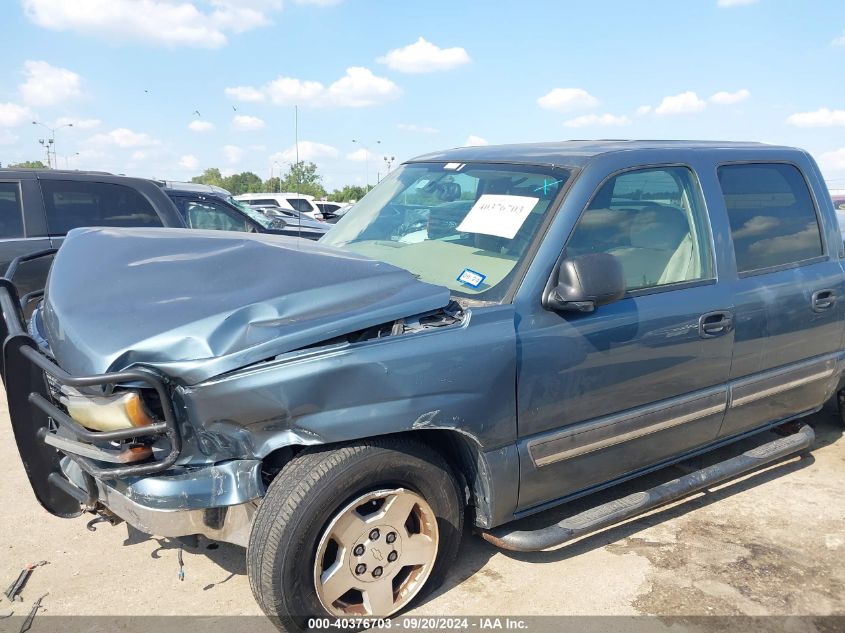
[527,387,728,468]
[731,369,836,408]
[729,354,837,409]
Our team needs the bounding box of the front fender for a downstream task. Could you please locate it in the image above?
[177,305,518,459]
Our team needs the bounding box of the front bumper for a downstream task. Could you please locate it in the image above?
[62,457,263,547]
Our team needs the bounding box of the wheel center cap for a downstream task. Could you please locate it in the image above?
[348,524,402,583]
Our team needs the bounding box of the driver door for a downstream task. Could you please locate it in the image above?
[515,166,735,511]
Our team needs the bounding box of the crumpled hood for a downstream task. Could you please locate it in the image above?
[41,227,450,384]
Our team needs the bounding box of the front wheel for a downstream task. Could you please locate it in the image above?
[247,438,464,631]
[838,389,845,427]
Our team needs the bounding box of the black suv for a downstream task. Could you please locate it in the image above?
[0,169,184,297]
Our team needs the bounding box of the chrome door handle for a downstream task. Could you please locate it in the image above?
[699,311,733,338]
[812,289,835,312]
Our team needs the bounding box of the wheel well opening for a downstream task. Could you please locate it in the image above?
[259,430,490,525]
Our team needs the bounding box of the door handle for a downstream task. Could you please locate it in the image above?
[812,289,835,312]
[699,311,733,338]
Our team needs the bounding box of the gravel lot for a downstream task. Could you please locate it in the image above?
[0,385,843,631]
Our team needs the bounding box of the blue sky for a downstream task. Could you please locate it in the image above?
[1,0,845,191]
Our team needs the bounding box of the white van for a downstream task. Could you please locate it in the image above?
[234,192,324,220]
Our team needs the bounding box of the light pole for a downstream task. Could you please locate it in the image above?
[382,155,396,181]
[32,121,73,169]
[352,139,381,190]
[63,152,80,169]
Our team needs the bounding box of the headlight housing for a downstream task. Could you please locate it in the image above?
[60,387,155,432]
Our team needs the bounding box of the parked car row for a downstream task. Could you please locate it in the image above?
[0,170,336,297]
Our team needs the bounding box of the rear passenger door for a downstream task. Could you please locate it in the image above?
[0,176,52,299]
[717,162,845,437]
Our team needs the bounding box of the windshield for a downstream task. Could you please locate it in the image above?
[226,196,276,229]
[322,162,572,301]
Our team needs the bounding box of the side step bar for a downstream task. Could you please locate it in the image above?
[481,425,814,552]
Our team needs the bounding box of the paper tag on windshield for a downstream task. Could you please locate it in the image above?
[457,194,539,239]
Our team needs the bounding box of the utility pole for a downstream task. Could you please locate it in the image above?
[383,155,395,180]
[32,121,73,168]
[352,138,381,190]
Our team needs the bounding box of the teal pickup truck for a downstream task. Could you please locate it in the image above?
[1,141,843,630]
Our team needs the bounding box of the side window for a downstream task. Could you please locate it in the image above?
[185,200,250,232]
[718,163,823,273]
[41,180,162,235]
[248,198,278,206]
[287,198,313,213]
[0,182,24,239]
[566,167,712,292]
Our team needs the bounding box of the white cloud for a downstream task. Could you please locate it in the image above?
[709,89,750,105]
[819,148,845,172]
[347,148,380,162]
[377,37,470,74]
[537,88,599,113]
[225,86,266,102]
[272,140,339,164]
[327,67,401,107]
[188,120,215,132]
[129,150,148,161]
[54,116,100,129]
[464,135,488,147]
[233,67,400,108]
[397,123,438,134]
[0,130,18,145]
[179,154,199,170]
[635,105,652,116]
[833,31,845,47]
[786,108,845,128]
[717,0,758,6]
[22,0,283,49]
[0,102,33,127]
[19,60,82,107]
[294,0,343,5]
[262,76,325,104]
[232,114,266,131]
[223,144,243,164]
[88,127,161,148]
[655,91,706,115]
[564,113,631,128]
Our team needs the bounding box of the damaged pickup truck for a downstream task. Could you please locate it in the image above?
[2,141,844,629]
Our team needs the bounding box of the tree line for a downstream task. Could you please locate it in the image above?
[2,159,373,203]
[191,161,373,202]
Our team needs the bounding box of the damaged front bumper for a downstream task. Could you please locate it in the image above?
[61,457,262,547]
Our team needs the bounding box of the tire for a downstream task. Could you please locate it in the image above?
[247,437,464,631]
[838,389,845,427]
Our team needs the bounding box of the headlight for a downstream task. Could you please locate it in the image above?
[60,387,155,432]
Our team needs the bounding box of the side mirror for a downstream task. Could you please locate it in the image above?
[543,252,626,313]
[272,218,288,229]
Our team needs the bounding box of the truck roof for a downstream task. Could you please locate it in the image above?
[408,139,804,168]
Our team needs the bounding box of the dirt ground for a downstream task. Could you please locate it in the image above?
[0,386,843,631]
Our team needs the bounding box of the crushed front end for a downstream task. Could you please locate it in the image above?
[1,265,262,546]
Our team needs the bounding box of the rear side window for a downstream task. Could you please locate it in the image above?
[246,198,279,206]
[40,180,162,235]
[0,182,24,239]
[287,198,313,213]
[718,164,823,273]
